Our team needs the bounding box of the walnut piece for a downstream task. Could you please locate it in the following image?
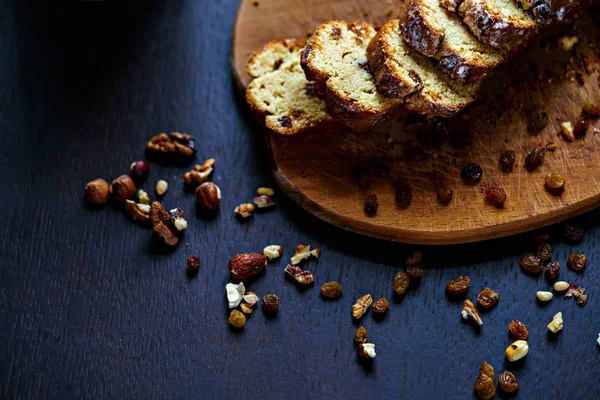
[184,158,215,187]
[150,201,186,246]
[352,294,373,319]
[461,299,483,326]
[146,132,196,163]
[284,265,314,285]
[125,199,151,225]
[291,244,320,265]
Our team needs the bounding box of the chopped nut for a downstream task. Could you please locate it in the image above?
[509,320,529,340]
[261,293,279,312]
[239,303,253,314]
[285,264,314,285]
[129,160,149,182]
[138,189,150,204]
[352,294,373,319]
[155,180,168,196]
[262,245,283,261]
[257,187,274,196]
[254,195,276,209]
[558,35,578,51]
[505,340,529,361]
[125,199,151,225]
[567,253,587,271]
[357,343,376,359]
[242,291,259,306]
[291,244,319,265]
[536,291,553,301]
[228,309,246,328]
[234,203,254,218]
[354,326,368,344]
[320,281,343,298]
[186,255,200,275]
[170,208,188,231]
[461,299,483,326]
[560,121,574,141]
[364,194,379,216]
[575,293,587,306]
[225,282,245,308]
[85,178,111,205]
[228,253,267,280]
[146,132,196,163]
[183,159,215,187]
[547,312,563,333]
[553,281,570,291]
[566,284,587,306]
[195,182,221,211]
[310,248,320,258]
[111,175,137,203]
[372,298,389,314]
[150,202,185,246]
[597,333,600,346]
[477,288,499,309]
[546,141,558,151]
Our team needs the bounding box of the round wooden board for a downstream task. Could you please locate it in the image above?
[232,0,600,244]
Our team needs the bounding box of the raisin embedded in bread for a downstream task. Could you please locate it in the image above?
[517,0,591,26]
[245,39,339,135]
[399,0,506,83]
[368,20,480,117]
[458,0,539,53]
[301,21,405,132]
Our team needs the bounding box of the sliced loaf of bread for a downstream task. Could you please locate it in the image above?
[399,0,506,83]
[246,39,339,135]
[458,0,539,53]
[517,0,591,26]
[367,20,480,117]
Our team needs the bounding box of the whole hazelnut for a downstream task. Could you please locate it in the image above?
[111,175,137,203]
[195,182,221,211]
[129,160,150,181]
[85,178,110,205]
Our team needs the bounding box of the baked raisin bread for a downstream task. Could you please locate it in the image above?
[517,0,592,26]
[301,21,405,131]
[246,39,339,135]
[368,20,480,117]
[399,0,506,83]
[458,0,539,53]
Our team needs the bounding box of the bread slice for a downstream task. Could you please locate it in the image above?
[245,39,339,135]
[458,0,539,53]
[517,0,591,26]
[367,20,480,118]
[301,21,405,131]
[399,0,506,83]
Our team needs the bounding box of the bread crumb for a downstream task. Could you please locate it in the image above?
[560,121,574,141]
[558,35,578,52]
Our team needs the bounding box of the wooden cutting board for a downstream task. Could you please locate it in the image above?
[231,0,600,244]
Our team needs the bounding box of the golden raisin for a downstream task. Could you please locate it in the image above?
[228,309,246,328]
[524,146,545,172]
[354,326,368,345]
[372,298,389,314]
[562,224,584,243]
[545,173,566,192]
[474,362,496,400]
[567,253,587,271]
[485,187,507,206]
[406,265,424,279]
[479,361,495,379]
[446,275,470,295]
[477,288,499,309]
[545,261,560,282]
[261,294,279,312]
[498,371,519,393]
[537,242,552,262]
[520,253,542,274]
[320,281,343,299]
[392,271,410,295]
[509,320,529,340]
[499,150,516,173]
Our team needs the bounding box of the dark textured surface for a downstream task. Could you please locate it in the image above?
[1,1,599,399]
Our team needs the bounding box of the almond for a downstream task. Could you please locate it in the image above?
[228,253,267,280]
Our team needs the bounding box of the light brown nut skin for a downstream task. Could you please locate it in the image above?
[85,178,110,205]
[111,175,136,203]
[228,253,267,280]
[195,182,221,211]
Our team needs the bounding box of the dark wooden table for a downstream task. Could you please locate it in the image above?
[1,1,599,399]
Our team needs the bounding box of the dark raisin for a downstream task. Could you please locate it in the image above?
[524,146,545,172]
[292,110,305,119]
[545,173,566,192]
[186,255,200,276]
[395,181,412,208]
[461,163,482,185]
[278,116,293,128]
[520,253,542,274]
[330,26,342,39]
[364,194,379,216]
[567,253,587,271]
[392,271,410,295]
[562,224,584,243]
[537,242,552,262]
[477,287,499,309]
[499,150,516,172]
[404,250,422,266]
[261,294,280,312]
[367,159,390,176]
[372,298,389,314]
[305,83,316,97]
[353,166,371,189]
[474,375,496,400]
[485,187,507,206]
[406,265,424,279]
[446,275,470,295]
[583,103,600,118]
[509,320,529,340]
[437,187,453,204]
[356,60,371,73]
[532,232,550,243]
[527,110,549,134]
[573,114,590,138]
[354,326,368,344]
[545,261,560,282]
[498,371,519,393]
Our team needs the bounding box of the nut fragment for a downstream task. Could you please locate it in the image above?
[354,326,368,345]
[392,271,410,295]
[243,291,259,306]
[239,303,253,314]
[257,187,274,196]
[546,141,558,151]
[566,284,587,306]
[357,343,376,359]
[558,35,578,51]
[85,178,111,205]
[310,248,321,258]
[234,203,254,218]
[228,253,267,280]
[195,182,221,211]
[509,320,529,340]
[477,288,499,309]
[170,208,188,231]
[352,294,373,319]
[567,253,587,271]
[228,309,246,328]
[536,291,553,301]
[225,282,245,308]
[446,275,470,295]
[261,293,279,312]
[183,158,215,187]
[150,201,185,246]
[560,121,574,141]
[138,189,150,205]
[372,298,389,314]
[186,255,200,275]
[262,245,283,261]
[461,299,483,326]
[129,160,150,181]
[547,312,563,333]
[125,199,151,225]
[285,264,314,285]
[498,371,519,393]
[291,244,319,265]
[505,340,529,361]
[254,195,276,209]
[320,281,343,299]
[146,132,196,163]
[111,175,137,203]
[553,281,569,291]
[155,180,168,196]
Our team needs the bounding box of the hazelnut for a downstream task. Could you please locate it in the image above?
[156,180,168,196]
[129,160,149,181]
[85,178,110,205]
[111,175,136,203]
[195,182,221,211]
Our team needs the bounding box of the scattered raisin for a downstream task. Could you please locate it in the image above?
[524,146,545,172]
[461,163,482,185]
[474,362,496,400]
[261,294,280,312]
[320,281,343,299]
[537,242,552,262]
[354,326,368,345]
[532,232,550,243]
[406,265,424,279]
[545,173,566,192]
[437,187,453,204]
[353,166,371,189]
[520,253,542,274]
[567,253,587,271]
[477,288,499,309]
[509,320,529,340]
[499,150,516,172]
[498,371,519,393]
[485,187,507,206]
[228,309,246,328]
[583,103,600,118]
[527,110,549,134]
[404,250,422,266]
[392,271,410,295]
[562,224,584,243]
[368,159,390,176]
[395,181,412,207]
[364,194,379,216]
[573,114,590,138]
[305,83,316,97]
[186,255,200,276]
[372,298,389,314]
[545,261,560,282]
[278,116,293,128]
[479,362,494,379]
[446,275,470,295]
